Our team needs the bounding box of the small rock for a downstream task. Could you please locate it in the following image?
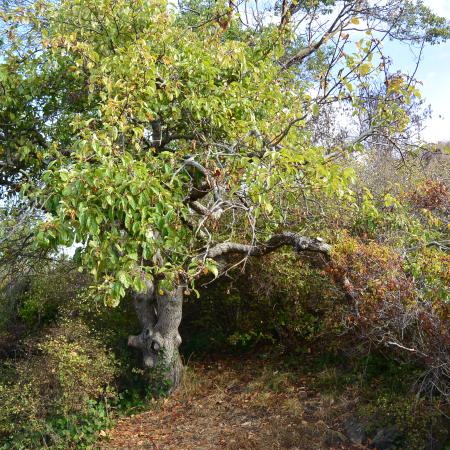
[324,429,348,446]
[298,390,308,399]
[370,426,401,449]
[344,416,366,444]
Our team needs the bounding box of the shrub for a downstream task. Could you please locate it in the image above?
[408,179,448,211]
[329,237,450,399]
[181,251,343,354]
[0,320,118,448]
[0,261,89,343]
[37,320,118,415]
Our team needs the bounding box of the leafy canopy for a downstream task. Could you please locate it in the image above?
[0,0,446,305]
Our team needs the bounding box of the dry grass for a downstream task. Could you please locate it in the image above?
[100,358,366,450]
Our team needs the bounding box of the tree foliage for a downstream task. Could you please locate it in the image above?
[1,0,447,305]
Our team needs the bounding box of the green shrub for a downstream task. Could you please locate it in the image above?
[358,391,449,449]
[181,251,342,354]
[0,379,42,441]
[0,261,89,340]
[37,320,118,415]
[0,320,118,448]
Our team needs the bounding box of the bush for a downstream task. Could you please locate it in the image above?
[0,320,118,448]
[0,261,89,343]
[181,251,343,354]
[329,236,449,399]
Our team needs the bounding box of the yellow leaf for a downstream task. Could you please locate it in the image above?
[351,17,360,25]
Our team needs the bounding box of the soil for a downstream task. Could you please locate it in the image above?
[100,357,368,450]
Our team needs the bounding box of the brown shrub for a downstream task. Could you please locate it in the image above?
[329,237,450,399]
[408,179,449,211]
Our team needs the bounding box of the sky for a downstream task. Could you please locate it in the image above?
[385,0,450,143]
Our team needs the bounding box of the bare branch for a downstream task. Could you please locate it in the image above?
[206,232,330,259]
[282,2,355,69]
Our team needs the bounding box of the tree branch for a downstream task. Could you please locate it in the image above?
[282,2,355,69]
[205,233,358,304]
[206,232,330,259]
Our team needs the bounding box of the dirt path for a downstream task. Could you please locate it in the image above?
[100,358,365,450]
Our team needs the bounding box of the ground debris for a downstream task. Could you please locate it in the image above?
[100,359,369,449]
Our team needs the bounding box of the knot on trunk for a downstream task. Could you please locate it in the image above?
[128,334,143,349]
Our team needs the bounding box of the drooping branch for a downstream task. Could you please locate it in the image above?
[206,232,331,259]
[188,200,210,216]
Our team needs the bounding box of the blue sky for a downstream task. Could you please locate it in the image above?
[385,0,450,142]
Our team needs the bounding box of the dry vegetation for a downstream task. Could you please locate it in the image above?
[100,355,449,449]
[101,358,361,450]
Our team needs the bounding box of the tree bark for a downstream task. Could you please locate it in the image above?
[128,280,184,392]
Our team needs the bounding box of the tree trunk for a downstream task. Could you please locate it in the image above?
[128,281,183,392]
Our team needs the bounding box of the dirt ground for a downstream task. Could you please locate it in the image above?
[99,357,368,450]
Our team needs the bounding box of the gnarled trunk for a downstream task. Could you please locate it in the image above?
[128,281,183,392]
